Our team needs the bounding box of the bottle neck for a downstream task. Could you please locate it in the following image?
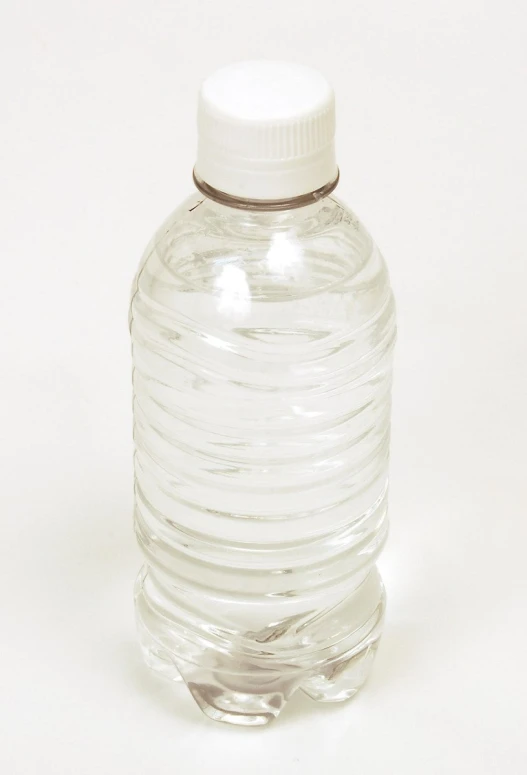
[192,169,340,213]
[191,185,342,242]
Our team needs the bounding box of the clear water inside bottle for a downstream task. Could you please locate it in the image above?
[130,193,396,725]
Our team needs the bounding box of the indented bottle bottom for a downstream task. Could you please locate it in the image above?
[134,566,385,726]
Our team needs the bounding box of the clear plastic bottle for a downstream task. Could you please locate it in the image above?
[130,61,396,726]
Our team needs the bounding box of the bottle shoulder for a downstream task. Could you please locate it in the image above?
[149,193,371,254]
[132,193,395,337]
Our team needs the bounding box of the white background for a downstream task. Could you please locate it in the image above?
[1,1,526,772]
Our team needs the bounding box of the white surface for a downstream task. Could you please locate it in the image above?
[196,60,337,199]
[1,1,526,773]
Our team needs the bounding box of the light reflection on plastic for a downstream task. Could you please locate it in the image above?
[291,405,323,418]
[266,232,302,275]
[215,264,250,316]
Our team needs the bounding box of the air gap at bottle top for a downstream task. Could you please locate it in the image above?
[130,60,396,726]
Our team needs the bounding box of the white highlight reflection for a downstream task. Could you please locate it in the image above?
[215,264,250,316]
[266,232,302,275]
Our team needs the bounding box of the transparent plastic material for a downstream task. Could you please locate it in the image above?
[130,192,396,725]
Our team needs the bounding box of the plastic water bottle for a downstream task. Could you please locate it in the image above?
[130,60,396,726]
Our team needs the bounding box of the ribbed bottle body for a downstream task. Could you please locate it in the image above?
[130,194,396,723]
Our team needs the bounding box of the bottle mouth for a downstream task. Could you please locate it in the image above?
[192,169,340,212]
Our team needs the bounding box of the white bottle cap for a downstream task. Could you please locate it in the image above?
[195,60,338,202]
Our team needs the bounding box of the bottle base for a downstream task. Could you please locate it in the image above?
[135,569,385,726]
